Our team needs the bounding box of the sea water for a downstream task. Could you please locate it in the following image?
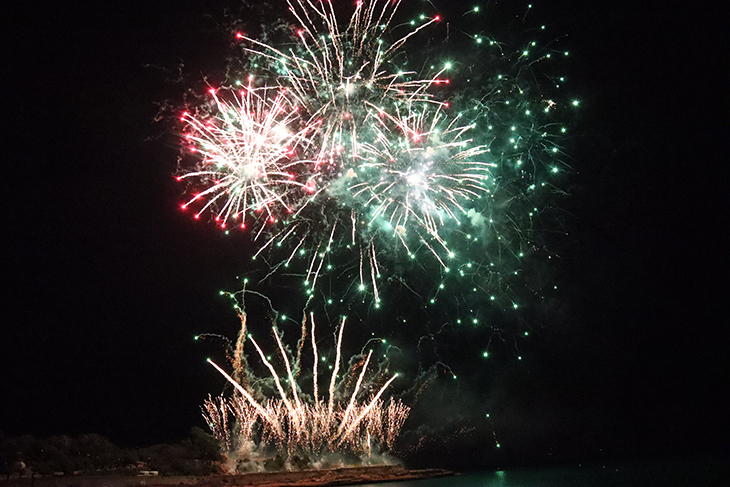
[366,456,728,487]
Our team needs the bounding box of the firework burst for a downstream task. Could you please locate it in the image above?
[339,102,494,261]
[179,83,320,230]
[177,0,575,326]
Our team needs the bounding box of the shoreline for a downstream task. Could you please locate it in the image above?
[1,465,454,487]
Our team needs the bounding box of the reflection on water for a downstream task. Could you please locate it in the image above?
[366,456,728,487]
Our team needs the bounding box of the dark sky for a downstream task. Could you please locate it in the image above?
[1,0,727,470]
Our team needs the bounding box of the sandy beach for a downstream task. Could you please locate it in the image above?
[1,465,453,487]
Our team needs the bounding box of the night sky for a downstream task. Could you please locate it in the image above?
[1,0,727,470]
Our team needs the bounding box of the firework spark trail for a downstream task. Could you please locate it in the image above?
[204,312,409,458]
[273,327,303,409]
[280,0,444,109]
[206,358,283,435]
[310,312,319,403]
[328,317,346,415]
[369,242,380,303]
[294,305,310,379]
[249,334,296,415]
[336,373,398,447]
[228,395,261,451]
[309,221,337,291]
[232,310,249,386]
[338,349,372,435]
[202,395,232,450]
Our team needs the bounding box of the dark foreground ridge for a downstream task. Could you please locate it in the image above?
[1,465,453,487]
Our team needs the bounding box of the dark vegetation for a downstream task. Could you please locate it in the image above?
[0,428,220,480]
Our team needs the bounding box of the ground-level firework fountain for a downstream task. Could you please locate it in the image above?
[200,301,409,472]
